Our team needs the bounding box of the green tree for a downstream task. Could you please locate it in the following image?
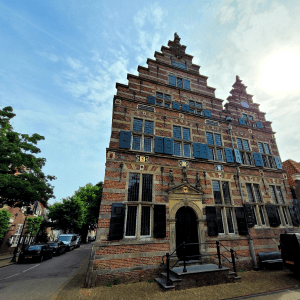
[0,106,56,208]
[48,196,86,233]
[0,210,11,239]
[24,216,43,237]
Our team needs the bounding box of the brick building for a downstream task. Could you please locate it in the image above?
[87,33,299,286]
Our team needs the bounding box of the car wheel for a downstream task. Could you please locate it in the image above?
[39,256,44,262]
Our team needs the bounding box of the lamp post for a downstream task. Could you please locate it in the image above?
[226,117,258,270]
[11,207,32,263]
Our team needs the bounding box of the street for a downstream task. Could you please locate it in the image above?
[0,244,92,300]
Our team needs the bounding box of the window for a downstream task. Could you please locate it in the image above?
[246,183,266,226]
[206,132,223,162]
[269,185,291,226]
[189,100,202,115]
[11,224,23,247]
[169,75,191,90]
[125,173,153,238]
[236,138,253,165]
[172,60,186,70]
[212,180,235,234]
[242,114,253,121]
[155,92,171,107]
[173,126,191,157]
[131,119,154,152]
[257,142,274,168]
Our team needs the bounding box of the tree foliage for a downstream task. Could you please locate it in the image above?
[24,216,43,237]
[0,210,11,239]
[48,182,102,236]
[0,106,56,208]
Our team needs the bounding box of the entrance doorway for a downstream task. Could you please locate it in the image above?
[175,206,200,260]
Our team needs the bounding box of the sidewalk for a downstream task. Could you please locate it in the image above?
[53,266,300,300]
[0,253,14,268]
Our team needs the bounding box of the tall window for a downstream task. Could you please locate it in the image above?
[188,100,202,115]
[257,142,275,168]
[173,126,191,157]
[206,132,223,161]
[125,173,153,237]
[236,138,253,165]
[11,224,23,247]
[131,118,154,152]
[212,180,235,234]
[246,183,265,226]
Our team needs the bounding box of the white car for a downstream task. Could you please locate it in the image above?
[58,234,77,251]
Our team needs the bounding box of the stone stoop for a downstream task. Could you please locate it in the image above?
[155,264,239,291]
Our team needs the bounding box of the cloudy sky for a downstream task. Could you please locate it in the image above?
[1,0,300,205]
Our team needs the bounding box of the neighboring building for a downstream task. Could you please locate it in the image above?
[87,33,299,286]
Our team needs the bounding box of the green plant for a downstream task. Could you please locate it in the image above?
[148,279,154,283]
[107,283,112,287]
[113,278,120,285]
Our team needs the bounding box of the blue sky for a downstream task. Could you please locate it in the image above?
[1,0,300,205]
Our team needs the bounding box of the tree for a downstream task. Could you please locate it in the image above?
[0,210,11,239]
[24,216,43,237]
[0,106,56,208]
[48,196,86,233]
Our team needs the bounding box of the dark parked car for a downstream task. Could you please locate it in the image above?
[280,233,300,273]
[19,244,53,263]
[47,241,67,255]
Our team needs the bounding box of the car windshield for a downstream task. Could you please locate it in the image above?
[48,243,58,247]
[58,236,72,242]
[28,245,42,250]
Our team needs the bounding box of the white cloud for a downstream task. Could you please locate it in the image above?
[219,5,235,24]
[36,51,59,62]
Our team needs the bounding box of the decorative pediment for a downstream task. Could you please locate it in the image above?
[167,183,203,195]
[168,32,186,59]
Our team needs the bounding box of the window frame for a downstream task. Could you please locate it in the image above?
[236,138,253,166]
[257,142,275,169]
[155,92,172,108]
[206,131,224,162]
[172,125,192,158]
[131,118,154,153]
[169,74,191,90]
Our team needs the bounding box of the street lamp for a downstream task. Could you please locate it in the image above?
[226,116,258,270]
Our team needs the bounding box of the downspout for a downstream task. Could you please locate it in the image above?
[226,117,258,270]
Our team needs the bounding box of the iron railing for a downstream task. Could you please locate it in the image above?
[160,241,238,286]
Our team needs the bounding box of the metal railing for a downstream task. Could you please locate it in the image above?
[160,241,238,286]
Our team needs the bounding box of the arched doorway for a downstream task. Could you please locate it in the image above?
[175,206,200,260]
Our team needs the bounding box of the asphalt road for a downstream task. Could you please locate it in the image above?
[0,243,92,300]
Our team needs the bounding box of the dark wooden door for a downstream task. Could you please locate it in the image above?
[176,207,200,260]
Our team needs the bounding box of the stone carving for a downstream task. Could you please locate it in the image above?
[184,195,189,207]
[169,169,174,188]
[182,167,188,183]
[196,172,202,190]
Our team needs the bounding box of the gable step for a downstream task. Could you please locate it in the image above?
[161,272,182,282]
[155,277,175,289]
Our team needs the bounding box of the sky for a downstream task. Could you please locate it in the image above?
[1,0,300,205]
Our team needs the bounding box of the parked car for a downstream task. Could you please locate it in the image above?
[47,241,67,255]
[88,236,96,242]
[19,244,53,263]
[280,233,300,273]
[75,235,81,248]
[58,234,77,251]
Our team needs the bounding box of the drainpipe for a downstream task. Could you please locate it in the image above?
[226,117,258,270]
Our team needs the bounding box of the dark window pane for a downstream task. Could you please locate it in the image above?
[164,94,171,100]
[248,116,253,121]
[264,144,271,154]
[177,78,183,88]
[214,134,222,146]
[252,206,257,225]
[258,142,264,153]
[269,186,278,204]
[222,182,231,204]
[144,138,152,152]
[268,156,274,168]
[189,108,194,113]
[173,126,181,139]
[213,181,222,204]
[128,173,140,201]
[172,61,179,67]
[217,149,223,161]
[182,128,190,141]
[142,174,153,202]
[246,183,255,203]
[243,140,250,151]
[125,206,137,236]
[236,138,243,150]
[189,100,195,106]
[253,184,262,203]
[282,207,289,225]
[241,152,246,164]
[132,136,141,150]
[165,102,171,108]
[156,92,163,98]
[133,119,142,132]
[206,132,214,145]
[196,102,202,108]
[226,208,234,233]
[144,121,153,134]
[243,114,247,119]
[276,207,282,225]
[247,153,253,165]
[174,142,181,156]
[262,155,268,167]
[196,110,202,115]
[216,208,224,234]
[184,144,190,157]
[259,206,266,225]
[276,186,284,204]
[180,63,186,70]
[156,100,163,106]
[208,147,214,160]
[141,206,151,236]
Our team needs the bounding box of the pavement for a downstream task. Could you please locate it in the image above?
[0,254,14,268]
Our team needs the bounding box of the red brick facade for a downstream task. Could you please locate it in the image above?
[86,34,298,287]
